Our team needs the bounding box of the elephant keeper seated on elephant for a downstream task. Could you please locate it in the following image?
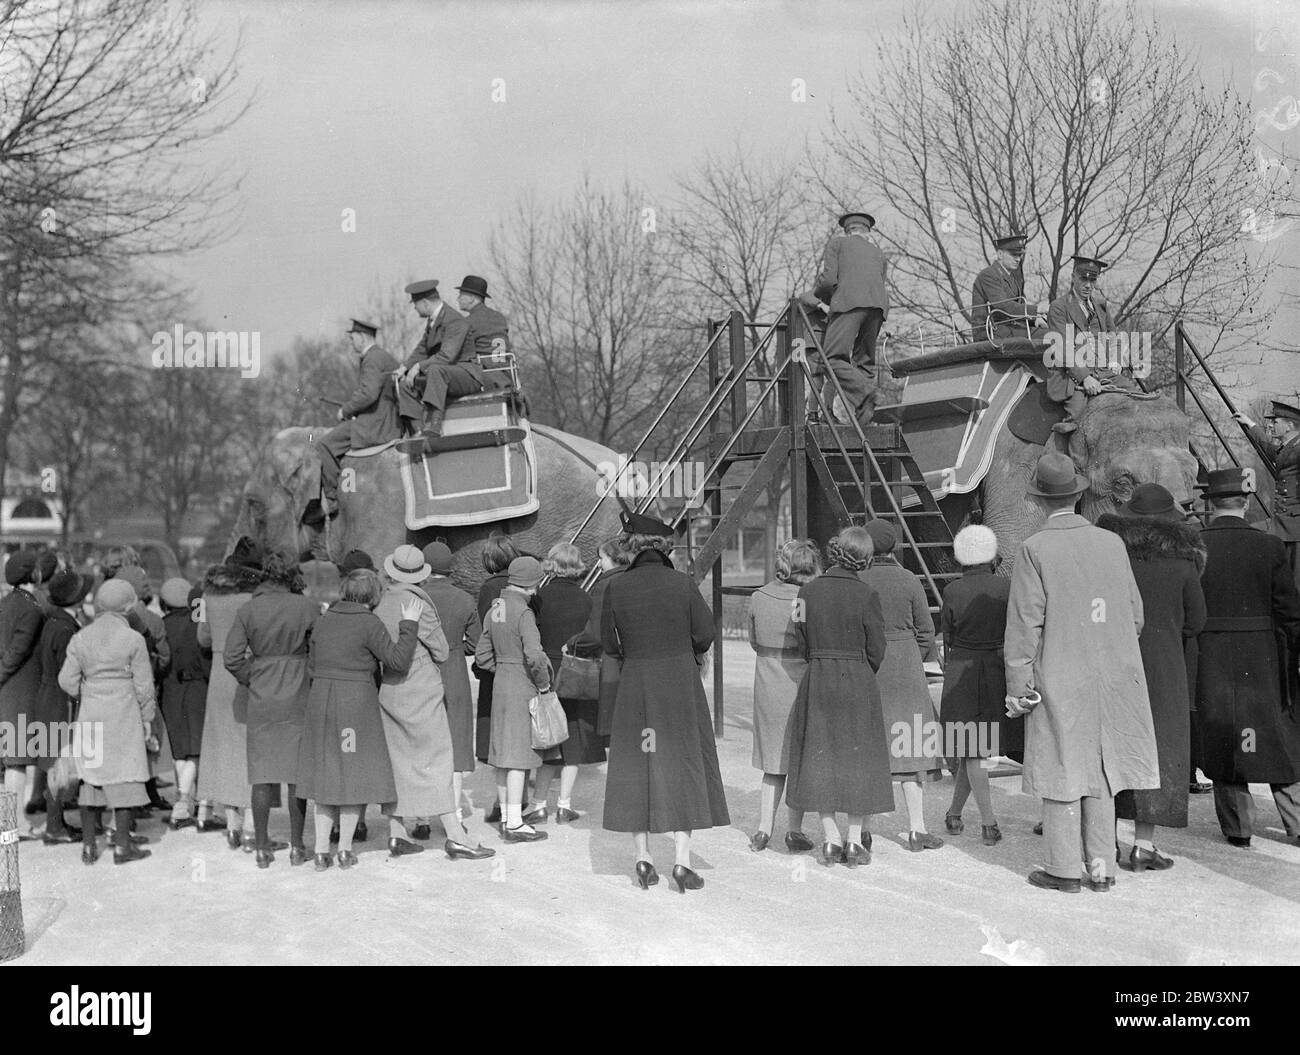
[317,318,402,516]
[1043,253,1142,437]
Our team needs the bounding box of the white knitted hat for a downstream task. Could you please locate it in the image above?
[953,525,999,566]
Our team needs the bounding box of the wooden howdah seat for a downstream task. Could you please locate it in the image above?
[882,337,1051,500]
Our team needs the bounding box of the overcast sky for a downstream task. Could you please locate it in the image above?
[170,0,1299,398]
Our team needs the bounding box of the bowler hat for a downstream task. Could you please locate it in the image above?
[422,541,453,576]
[160,577,193,609]
[1026,452,1089,498]
[838,211,875,231]
[455,275,491,299]
[619,509,675,537]
[95,578,137,614]
[338,549,374,574]
[405,279,440,300]
[507,556,544,590]
[862,519,898,554]
[1264,399,1300,424]
[48,570,93,608]
[1115,482,1183,522]
[1198,467,1252,499]
[384,544,431,585]
[4,550,39,586]
[347,318,378,336]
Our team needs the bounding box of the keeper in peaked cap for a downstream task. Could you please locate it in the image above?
[971,231,1041,341]
[1232,399,1300,584]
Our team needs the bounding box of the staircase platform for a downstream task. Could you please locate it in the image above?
[719,423,902,459]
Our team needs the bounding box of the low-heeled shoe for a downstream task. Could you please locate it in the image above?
[1027,869,1080,893]
[388,837,425,858]
[337,849,359,869]
[944,815,964,835]
[502,825,547,843]
[445,840,495,860]
[1129,846,1174,872]
[748,831,770,853]
[784,830,815,853]
[907,831,943,852]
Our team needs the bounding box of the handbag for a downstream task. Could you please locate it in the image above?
[529,690,570,750]
[553,645,600,700]
[48,742,80,798]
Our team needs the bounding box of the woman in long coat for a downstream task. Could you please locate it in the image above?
[0,552,47,836]
[420,541,481,818]
[297,569,420,870]
[859,520,944,851]
[33,569,93,844]
[785,527,892,867]
[196,539,263,848]
[601,518,729,892]
[576,537,631,740]
[534,543,600,823]
[1098,486,1207,871]
[746,539,819,853]
[476,556,553,842]
[223,552,320,867]
[159,579,210,830]
[376,546,492,861]
[474,534,520,769]
[59,579,156,866]
[940,526,1016,845]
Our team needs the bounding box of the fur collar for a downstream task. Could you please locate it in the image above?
[203,563,262,594]
[1096,513,1207,572]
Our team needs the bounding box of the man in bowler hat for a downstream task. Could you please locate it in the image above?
[317,319,401,516]
[398,275,511,454]
[813,211,889,428]
[1233,399,1300,591]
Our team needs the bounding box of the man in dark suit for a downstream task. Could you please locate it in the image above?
[316,319,401,514]
[398,274,510,453]
[395,279,466,432]
[970,233,1041,340]
[1233,399,1300,591]
[814,211,889,428]
[1194,467,1300,847]
[1043,253,1131,435]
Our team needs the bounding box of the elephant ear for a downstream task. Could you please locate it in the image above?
[270,426,323,512]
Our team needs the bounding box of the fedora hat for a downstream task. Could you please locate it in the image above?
[1197,467,1252,499]
[455,274,491,299]
[1114,482,1183,521]
[49,570,94,608]
[1026,452,1089,498]
[383,544,431,585]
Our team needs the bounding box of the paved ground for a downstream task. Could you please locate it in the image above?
[6,641,1299,965]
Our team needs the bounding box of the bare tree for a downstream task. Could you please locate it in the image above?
[817,0,1278,365]
[0,0,248,490]
[488,178,698,452]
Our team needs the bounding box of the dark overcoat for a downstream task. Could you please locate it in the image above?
[473,572,510,763]
[784,567,895,815]
[423,575,480,772]
[339,344,402,448]
[600,549,728,833]
[32,607,81,769]
[571,567,624,738]
[476,587,551,772]
[536,576,602,765]
[970,261,1030,338]
[296,601,417,806]
[939,567,1021,760]
[160,606,209,760]
[1194,516,1300,783]
[1099,514,1207,827]
[0,588,45,765]
[1249,427,1300,542]
[224,584,320,785]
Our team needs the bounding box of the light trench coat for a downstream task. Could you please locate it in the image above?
[1004,512,1159,801]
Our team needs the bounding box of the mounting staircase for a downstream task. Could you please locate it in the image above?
[565,298,957,734]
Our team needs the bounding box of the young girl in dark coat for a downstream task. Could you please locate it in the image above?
[159,578,210,830]
[297,569,420,870]
[784,526,892,866]
[941,525,1014,845]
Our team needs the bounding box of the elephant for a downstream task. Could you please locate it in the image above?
[943,390,1199,574]
[229,422,628,596]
